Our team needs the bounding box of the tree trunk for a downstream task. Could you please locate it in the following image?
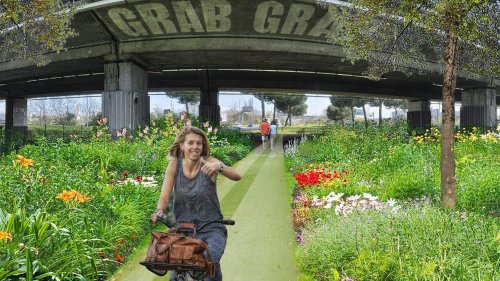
[362,105,368,129]
[351,107,355,126]
[185,103,189,114]
[288,105,292,126]
[260,96,265,120]
[272,100,276,123]
[378,102,383,127]
[441,13,458,209]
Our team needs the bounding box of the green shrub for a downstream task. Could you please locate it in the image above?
[297,206,499,281]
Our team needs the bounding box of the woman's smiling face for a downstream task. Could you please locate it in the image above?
[181,133,203,160]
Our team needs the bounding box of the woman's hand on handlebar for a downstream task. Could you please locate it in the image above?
[150,210,165,224]
[150,212,158,223]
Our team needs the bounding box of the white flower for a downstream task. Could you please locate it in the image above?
[347,195,360,202]
[386,198,396,207]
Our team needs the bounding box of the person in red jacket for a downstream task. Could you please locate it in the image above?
[259,118,271,150]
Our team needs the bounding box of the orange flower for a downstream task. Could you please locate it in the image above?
[55,190,73,202]
[97,251,106,258]
[75,193,90,203]
[117,238,125,244]
[0,231,13,243]
[114,252,124,263]
[56,189,90,203]
[16,155,34,167]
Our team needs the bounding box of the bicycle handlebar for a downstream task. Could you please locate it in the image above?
[156,214,235,229]
[220,219,235,225]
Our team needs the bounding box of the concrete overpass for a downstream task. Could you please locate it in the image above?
[0,0,498,134]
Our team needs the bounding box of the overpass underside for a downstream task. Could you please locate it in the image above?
[0,0,497,135]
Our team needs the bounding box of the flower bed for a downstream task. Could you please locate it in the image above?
[0,113,252,280]
[285,124,500,281]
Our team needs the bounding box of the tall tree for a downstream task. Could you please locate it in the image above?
[275,95,308,126]
[353,98,369,129]
[384,99,408,121]
[321,0,499,208]
[28,99,49,124]
[48,97,75,125]
[251,93,274,120]
[330,96,355,125]
[166,91,200,115]
[326,105,350,125]
[78,96,100,126]
[0,0,76,65]
[368,98,385,127]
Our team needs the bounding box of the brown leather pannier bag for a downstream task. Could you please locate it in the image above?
[139,223,214,277]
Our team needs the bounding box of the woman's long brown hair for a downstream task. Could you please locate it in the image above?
[169,126,210,158]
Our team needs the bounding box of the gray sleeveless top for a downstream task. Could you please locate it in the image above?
[173,158,224,228]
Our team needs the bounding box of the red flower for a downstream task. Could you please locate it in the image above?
[122,171,128,177]
[134,175,142,182]
[117,178,124,182]
[114,252,124,263]
[117,238,124,244]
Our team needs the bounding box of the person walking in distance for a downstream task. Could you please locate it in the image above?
[150,126,241,281]
[259,118,271,150]
[270,119,278,150]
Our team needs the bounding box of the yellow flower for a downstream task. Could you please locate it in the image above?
[16,155,34,167]
[0,231,13,243]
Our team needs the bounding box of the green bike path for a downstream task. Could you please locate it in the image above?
[110,136,298,281]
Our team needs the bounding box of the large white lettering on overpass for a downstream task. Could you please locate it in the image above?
[105,0,335,39]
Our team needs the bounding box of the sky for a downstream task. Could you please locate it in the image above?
[0,93,367,117]
[150,92,398,118]
[4,93,492,122]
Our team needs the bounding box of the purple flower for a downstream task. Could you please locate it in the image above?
[295,231,305,244]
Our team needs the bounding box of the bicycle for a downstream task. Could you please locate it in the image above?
[140,215,235,281]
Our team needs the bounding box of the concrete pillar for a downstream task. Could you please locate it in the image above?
[407,100,431,132]
[5,97,28,142]
[199,87,220,126]
[460,86,497,130]
[199,70,220,125]
[103,62,149,133]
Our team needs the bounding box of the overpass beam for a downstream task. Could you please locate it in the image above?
[460,85,497,130]
[103,62,149,134]
[407,100,431,132]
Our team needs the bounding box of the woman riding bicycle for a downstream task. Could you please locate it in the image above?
[150,126,241,281]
